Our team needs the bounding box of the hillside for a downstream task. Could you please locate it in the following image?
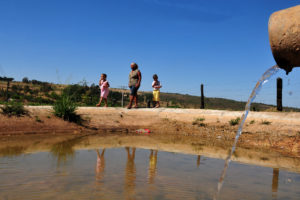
[0,77,299,112]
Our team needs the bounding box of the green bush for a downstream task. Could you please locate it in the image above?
[229,117,240,126]
[261,120,271,125]
[0,101,28,117]
[192,117,206,127]
[53,95,80,123]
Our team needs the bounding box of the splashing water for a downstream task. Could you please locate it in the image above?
[214,65,280,200]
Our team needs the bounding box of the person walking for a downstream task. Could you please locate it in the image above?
[96,73,110,107]
[152,74,162,108]
[127,62,142,109]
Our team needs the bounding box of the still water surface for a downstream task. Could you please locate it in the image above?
[0,147,300,200]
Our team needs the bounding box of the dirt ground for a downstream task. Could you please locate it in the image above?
[0,106,300,157]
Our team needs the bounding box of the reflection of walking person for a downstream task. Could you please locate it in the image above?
[95,149,105,182]
[148,150,158,184]
[152,74,162,108]
[96,73,110,107]
[197,155,201,168]
[125,147,136,199]
[127,63,142,109]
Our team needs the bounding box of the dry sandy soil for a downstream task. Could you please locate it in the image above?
[0,106,300,157]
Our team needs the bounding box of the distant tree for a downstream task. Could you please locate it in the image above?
[11,85,18,92]
[40,83,52,93]
[50,91,59,100]
[22,77,29,83]
[63,84,86,102]
[31,79,38,85]
[24,85,31,93]
[0,76,14,82]
[109,91,122,106]
[32,89,39,96]
[89,83,99,96]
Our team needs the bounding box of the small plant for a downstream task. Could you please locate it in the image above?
[198,122,206,127]
[260,157,269,161]
[261,120,271,125]
[250,120,255,124]
[47,115,51,119]
[196,117,205,122]
[0,101,28,117]
[53,95,81,123]
[192,117,205,125]
[192,118,206,127]
[35,116,42,123]
[229,117,240,126]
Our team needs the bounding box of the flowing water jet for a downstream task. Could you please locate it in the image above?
[214,5,300,199]
[214,65,279,200]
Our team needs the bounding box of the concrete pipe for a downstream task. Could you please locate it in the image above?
[269,5,300,74]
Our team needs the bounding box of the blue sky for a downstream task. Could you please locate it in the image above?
[1,0,300,107]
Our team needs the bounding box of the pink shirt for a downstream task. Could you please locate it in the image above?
[100,80,109,98]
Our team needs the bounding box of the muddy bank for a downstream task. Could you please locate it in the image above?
[0,106,300,157]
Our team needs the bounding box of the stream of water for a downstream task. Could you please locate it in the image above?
[214,65,281,199]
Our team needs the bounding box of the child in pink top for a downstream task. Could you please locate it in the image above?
[96,73,110,107]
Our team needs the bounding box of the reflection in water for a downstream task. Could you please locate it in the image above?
[0,146,27,157]
[272,168,279,199]
[95,149,106,184]
[50,137,83,166]
[197,155,201,168]
[125,147,136,200]
[148,150,158,184]
[0,147,300,200]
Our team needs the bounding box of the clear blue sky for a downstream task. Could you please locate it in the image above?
[1,0,300,107]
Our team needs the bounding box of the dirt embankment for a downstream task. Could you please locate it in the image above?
[0,106,300,157]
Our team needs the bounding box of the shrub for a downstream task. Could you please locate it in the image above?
[53,95,80,123]
[50,91,59,100]
[229,117,240,126]
[63,84,87,102]
[11,85,19,92]
[0,101,28,117]
[24,85,31,94]
[192,117,206,127]
[250,120,255,124]
[35,115,42,123]
[40,83,53,93]
[196,117,205,122]
[261,120,271,125]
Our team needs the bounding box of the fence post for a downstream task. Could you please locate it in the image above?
[200,84,205,109]
[5,78,14,102]
[272,168,279,193]
[277,78,282,111]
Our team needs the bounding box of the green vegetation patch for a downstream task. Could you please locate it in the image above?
[35,115,43,123]
[192,117,206,127]
[261,120,272,125]
[53,95,81,123]
[229,117,241,126]
[0,101,28,117]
